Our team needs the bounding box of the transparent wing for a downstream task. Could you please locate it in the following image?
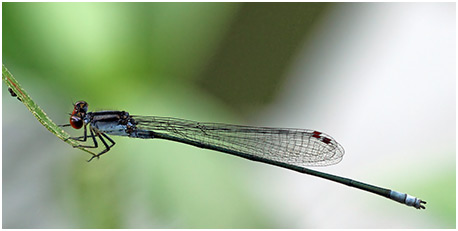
[132,115,344,167]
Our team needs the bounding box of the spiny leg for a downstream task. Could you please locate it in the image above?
[87,132,116,162]
[73,124,90,142]
[64,124,90,142]
[73,126,98,149]
[101,133,116,150]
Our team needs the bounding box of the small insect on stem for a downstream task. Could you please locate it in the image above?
[8,87,21,102]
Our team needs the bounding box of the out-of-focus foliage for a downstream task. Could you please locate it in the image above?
[3,2,327,228]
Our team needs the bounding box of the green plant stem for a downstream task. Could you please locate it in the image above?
[2,63,97,157]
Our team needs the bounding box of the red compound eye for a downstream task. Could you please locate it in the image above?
[70,116,83,129]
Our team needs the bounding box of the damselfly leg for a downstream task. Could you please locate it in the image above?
[73,125,116,162]
[60,122,116,162]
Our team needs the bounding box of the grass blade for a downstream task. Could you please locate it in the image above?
[2,64,97,157]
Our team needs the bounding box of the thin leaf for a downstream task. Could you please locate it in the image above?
[2,63,97,157]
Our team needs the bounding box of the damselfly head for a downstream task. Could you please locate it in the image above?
[69,101,88,129]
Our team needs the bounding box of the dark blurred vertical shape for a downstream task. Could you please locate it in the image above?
[198,3,328,114]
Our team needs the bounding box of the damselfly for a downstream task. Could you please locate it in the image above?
[61,101,426,210]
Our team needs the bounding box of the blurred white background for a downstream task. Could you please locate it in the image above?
[256,3,455,228]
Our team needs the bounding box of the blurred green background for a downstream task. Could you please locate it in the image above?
[2,2,455,228]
